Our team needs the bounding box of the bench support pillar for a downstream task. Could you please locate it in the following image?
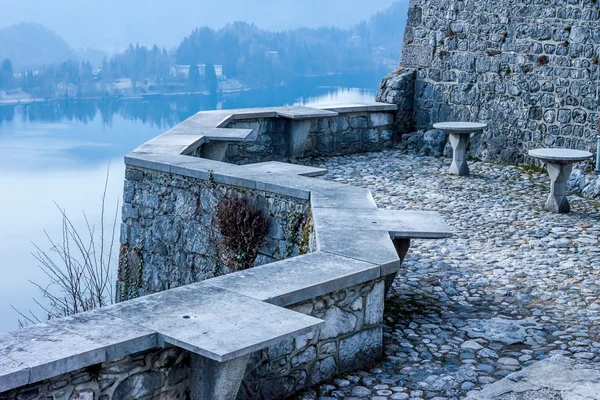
[546,161,572,214]
[290,120,312,159]
[385,239,411,296]
[189,353,251,400]
[202,142,229,162]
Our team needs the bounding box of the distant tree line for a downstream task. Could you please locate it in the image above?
[0,1,407,99]
[102,44,171,87]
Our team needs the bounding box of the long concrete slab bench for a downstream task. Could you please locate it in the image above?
[132,102,397,161]
[0,285,323,397]
[0,104,453,400]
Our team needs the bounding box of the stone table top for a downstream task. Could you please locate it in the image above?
[528,148,593,162]
[433,122,488,133]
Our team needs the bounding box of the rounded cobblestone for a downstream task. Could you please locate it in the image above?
[297,150,600,399]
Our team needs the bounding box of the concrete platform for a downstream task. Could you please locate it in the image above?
[468,356,600,399]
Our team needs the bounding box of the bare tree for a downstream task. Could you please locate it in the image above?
[13,168,119,326]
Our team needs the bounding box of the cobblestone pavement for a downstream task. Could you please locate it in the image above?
[298,150,600,400]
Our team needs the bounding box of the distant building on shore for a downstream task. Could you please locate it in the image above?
[265,51,278,60]
[170,64,225,80]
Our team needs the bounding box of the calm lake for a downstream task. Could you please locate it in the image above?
[0,73,381,331]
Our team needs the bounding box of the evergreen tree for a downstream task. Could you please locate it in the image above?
[188,64,201,90]
[205,63,218,95]
[0,59,14,90]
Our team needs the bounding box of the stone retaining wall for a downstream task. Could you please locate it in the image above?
[242,279,384,399]
[218,111,396,164]
[0,347,189,400]
[379,0,600,165]
[376,70,416,136]
[303,113,395,157]
[1,280,384,400]
[119,166,312,299]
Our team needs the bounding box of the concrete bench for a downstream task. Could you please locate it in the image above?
[529,148,594,213]
[0,284,323,399]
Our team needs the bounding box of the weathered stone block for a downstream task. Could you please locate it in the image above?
[328,116,350,133]
[315,134,334,153]
[121,204,139,221]
[370,113,393,127]
[349,116,368,129]
[290,346,316,367]
[267,338,294,360]
[320,307,358,339]
[339,328,382,373]
[364,281,384,326]
[113,371,163,400]
[309,356,337,385]
[123,181,135,203]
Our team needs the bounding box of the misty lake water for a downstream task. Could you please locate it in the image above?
[0,73,381,331]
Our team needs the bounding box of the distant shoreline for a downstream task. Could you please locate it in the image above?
[0,87,262,106]
[0,70,385,107]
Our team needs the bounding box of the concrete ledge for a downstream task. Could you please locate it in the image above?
[0,323,107,385]
[204,252,380,307]
[312,208,455,240]
[240,161,328,177]
[0,104,451,394]
[321,103,398,113]
[135,103,397,157]
[105,284,324,362]
[316,229,401,276]
[0,352,29,392]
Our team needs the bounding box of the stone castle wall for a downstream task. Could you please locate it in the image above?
[0,105,432,400]
[379,0,600,164]
[119,166,312,299]
[117,164,385,399]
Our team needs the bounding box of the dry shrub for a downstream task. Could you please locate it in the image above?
[216,195,270,272]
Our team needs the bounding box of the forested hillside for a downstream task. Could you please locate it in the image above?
[0,0,400,49]
[0,1,409,99]
[175,1,408,85]
[0,23,73,70]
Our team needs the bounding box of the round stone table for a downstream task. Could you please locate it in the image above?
[433,122,488,176]
[529,148,594,214]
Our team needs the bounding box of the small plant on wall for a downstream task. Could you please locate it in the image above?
[216,195,270,272]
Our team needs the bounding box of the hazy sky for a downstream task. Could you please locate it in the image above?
[0,0,399,51]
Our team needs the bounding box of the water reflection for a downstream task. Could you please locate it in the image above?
[0,71,384,129]
[0,74,379,331]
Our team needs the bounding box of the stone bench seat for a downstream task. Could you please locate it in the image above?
[0,284,323,395]
[105,284,323,362]
[134,103,397,161]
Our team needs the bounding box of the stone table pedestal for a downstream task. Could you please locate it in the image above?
[529,148,594,214]
[433,122,487,176]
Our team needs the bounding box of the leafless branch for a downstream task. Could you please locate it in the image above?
[13,167,119,326]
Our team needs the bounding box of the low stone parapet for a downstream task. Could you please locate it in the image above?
[0,104,453,400]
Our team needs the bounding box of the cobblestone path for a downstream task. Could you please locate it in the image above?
[298,151,600,400]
